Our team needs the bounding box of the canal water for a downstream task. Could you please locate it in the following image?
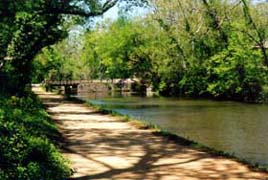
[77,93,268,166]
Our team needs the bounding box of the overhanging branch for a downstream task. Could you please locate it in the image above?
[48,0,118,17]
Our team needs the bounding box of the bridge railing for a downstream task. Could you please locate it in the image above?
[44,79,141,86]
[44,80,82,86]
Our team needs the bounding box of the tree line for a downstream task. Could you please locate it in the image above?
[35,0,268,102]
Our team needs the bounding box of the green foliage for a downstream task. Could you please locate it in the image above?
[94,18,150,79]
[33,47,64,82]
[80,17,185,95]
[0,0,66,94]
[0,95,71,180]
[32,0,268,102]
[0,0,148,95]
[179,65,208,97]
[206,34,266,101]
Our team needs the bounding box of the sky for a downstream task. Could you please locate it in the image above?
[103,6,119,20]
[102,4,150,20]
[69,4,149,36]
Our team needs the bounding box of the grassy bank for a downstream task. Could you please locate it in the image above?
[83,100,268,173]
[0,93,72,180]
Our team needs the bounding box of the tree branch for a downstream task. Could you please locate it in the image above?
[48,0,118,17]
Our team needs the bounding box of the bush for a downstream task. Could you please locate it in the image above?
[205,36,266,102]
[179,65,208,97]
[0,94,71,180]
[178,34,268,102]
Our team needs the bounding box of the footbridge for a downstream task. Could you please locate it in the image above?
[44,79,146,95]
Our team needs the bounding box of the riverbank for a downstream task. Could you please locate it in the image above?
[33,86,268,179]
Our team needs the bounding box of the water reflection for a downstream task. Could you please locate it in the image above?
[77,92,268,166]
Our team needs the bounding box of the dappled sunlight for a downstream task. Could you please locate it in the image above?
[33,87,268,180]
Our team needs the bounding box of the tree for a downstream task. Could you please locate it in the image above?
[27,0,268,101]
[82,17,154,81]
[147,0,268,100]
[240,0,268,66]
[0,0,148,95]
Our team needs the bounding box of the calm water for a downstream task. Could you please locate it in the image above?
[78,93,268,166]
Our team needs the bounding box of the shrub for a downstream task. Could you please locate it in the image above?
[205,35,266,102]
[0,94,71,180]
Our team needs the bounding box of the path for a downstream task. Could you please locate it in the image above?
[33,86,268,180]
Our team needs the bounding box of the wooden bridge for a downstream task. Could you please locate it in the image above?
[44,79,147,95]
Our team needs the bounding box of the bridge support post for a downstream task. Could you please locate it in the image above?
[65,86,71,95]
[45,84,52,92]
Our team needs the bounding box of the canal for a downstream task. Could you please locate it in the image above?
[77,93,268,166]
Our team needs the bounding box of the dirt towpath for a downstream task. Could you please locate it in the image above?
[33,86,268,180]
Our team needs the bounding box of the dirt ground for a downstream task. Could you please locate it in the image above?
[33,86,268,180]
